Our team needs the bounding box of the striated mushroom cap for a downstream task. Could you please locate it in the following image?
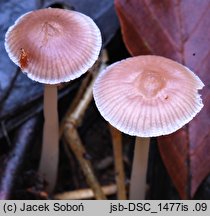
[93,55,204,137]
[5,8,102,84]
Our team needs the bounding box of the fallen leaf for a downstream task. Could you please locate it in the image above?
[115,0,210,198]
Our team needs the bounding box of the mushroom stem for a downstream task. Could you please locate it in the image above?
[39,84,59,193]
[129,137,150,200]
[109,125,127,200]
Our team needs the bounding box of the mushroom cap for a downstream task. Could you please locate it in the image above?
[5,8,102,84]
[93,55,204,137]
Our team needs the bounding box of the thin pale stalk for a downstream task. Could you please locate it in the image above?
[129,137,150,200]
[109,125,127,199]
[39,84,59,193]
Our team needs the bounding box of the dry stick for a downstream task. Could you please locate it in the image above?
[54,184,117,200]
[68,77,96,127]
[60,52,106,138]
[59,72,92,138]
[63,74,106,200]
[0,117,37,199]
[129,137,150,200]
[62,139,81,189]
[64,124,106,200]
[109,125,127,200]
[39,84,59,193]
[59,59,101,138]
[60,54,107,200]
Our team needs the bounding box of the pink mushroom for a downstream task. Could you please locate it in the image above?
[93,55,204,199]
[5,8,102,192]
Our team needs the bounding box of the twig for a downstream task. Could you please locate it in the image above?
[54,184,117,200]
[59,73,92,138]
[61,50,108,199]
[64,123,106,200]
[59,60,101,138]
[59,50,107,138]
[67,77,96,127]
[0,117,37,200]
[62,139,81,189]
[109,125,127,200]
[95,156,113,170]
[129,137,150,200]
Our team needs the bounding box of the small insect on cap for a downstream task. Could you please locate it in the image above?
[93,55,204,137]
[5,8,102,84]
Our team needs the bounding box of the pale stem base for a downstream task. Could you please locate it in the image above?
[129,137,150,200]
[39,84,59,193]
[109,125,127,200]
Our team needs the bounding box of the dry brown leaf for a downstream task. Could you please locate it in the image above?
[115,0,210,198]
